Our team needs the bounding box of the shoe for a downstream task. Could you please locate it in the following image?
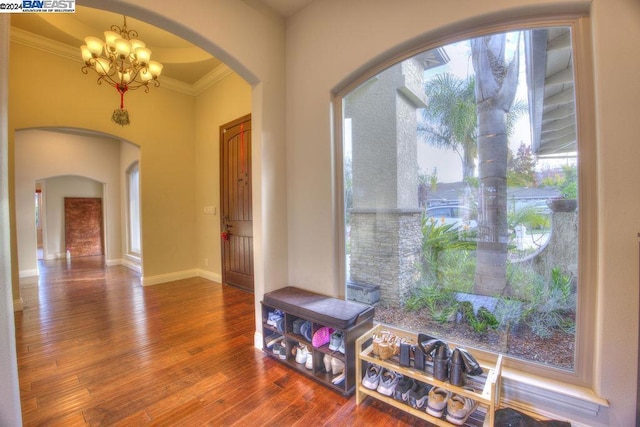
[331,357,345,375]
[305,352,314,370]
[300,320,313,342]
[407,382,432,409]
[361,364,383,390]
[329,330,344,352]
[295,344,309,364]
[272,342,282,355]
[267,310,283,327]
[292,318,305,335]
[278,344,287,360]
[426,387,451,418]
[376,369,402,396]
[446,394,478,425]
[458,347,483,376]
[449,348,466,386]
[323,353,333,372]
[337,336,345,354]
[433,342,450,381]
[331,372,345,385]
[393,377,415,401]
[400,378,418,402]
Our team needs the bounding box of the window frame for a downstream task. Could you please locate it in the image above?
[333,13,597,390]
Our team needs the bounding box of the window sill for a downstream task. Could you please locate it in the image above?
[501,366,609,422]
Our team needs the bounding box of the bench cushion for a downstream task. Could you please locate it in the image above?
[263,286,374,330]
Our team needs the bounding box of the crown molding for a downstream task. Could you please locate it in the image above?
[9,27,231,97]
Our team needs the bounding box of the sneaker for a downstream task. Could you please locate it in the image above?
[376,369,402,396]
[278,344,287,360]
[329,330,344,352]
[361,364,383,390]
[267,310,283,327]
[407,382,432,409]
[426,387,451,418]
[295,344,309,364]
[300,320,313,342]
[445,394,477,425]
[305,352,314,370]
[393,377,416,402]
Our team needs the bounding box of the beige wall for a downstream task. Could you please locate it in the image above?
[195,73,252,280]
[9,41,197,289]
[14,129,119,277]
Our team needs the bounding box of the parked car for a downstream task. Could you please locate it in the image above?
[426,205,477,231]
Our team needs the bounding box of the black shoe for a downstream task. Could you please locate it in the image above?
[419,338,444,360]
[449,348,466,386]
[458,347,483,376]
[393,377,416,402]
[433,342,450,381]
[408,382,432,409]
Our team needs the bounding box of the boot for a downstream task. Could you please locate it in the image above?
[458,347,483,376]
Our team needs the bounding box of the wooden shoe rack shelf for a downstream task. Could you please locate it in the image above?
[355,324,503,426]
[261,286,374,396]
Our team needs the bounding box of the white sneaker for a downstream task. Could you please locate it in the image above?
[305,352,314,370]
[376,369,401,396]
[361,364,383,390]
[295,344,309,364]
[445,394,477,425]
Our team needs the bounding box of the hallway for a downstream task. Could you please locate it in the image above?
[14,257,425,425]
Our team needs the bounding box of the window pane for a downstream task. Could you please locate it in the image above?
[128,164,141,255]
[343,27,578,371]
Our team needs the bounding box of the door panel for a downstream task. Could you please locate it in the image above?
[221,114,254,291]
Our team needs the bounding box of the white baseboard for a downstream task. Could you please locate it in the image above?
[254,330,263,350]
[18,269,38,278]
[141,269,199,287]
[197,269,222,283]
[13,298,24,312]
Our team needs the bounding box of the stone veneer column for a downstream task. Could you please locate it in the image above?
[345,54,430,306]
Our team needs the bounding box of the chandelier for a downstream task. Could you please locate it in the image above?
[80,16,163,126]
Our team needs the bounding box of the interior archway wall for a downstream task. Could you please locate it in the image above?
[14,129,137,278]
[7,0,287,344]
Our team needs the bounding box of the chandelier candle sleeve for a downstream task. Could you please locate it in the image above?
[80,15,163,126]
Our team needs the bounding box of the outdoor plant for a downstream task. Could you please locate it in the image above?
[523,267,576,338]
[420,215,476,281]
[405,284,459,324]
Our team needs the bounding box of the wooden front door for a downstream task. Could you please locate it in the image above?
[220,114,254,291]
[64,197,104,257]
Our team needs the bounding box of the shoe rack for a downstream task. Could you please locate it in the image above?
[261,287,374,396]
[355,324,503,426]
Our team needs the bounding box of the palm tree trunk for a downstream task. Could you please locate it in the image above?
[471,33,520,296]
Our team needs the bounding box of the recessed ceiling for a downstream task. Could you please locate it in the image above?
[10,5,222,88]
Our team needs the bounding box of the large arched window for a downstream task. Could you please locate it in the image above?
[337,15,596,391]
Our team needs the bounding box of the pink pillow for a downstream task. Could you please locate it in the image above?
[312,326,334,348]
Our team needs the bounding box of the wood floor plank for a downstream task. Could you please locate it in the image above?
[15,256,435,426]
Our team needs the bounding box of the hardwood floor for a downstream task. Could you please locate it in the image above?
[15,257,431,426]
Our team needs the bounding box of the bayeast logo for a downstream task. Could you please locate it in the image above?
[22,0,75,12]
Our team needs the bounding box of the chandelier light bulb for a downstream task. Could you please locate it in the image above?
[94,57,110,75]
[115,38,131,59]
[80,45,93,63]
[135,47,151,65]
[129,39,145,52]
[140,69,153,82]
[104,31,120,50]
[85,36,104,56]
[148,61,163,78]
